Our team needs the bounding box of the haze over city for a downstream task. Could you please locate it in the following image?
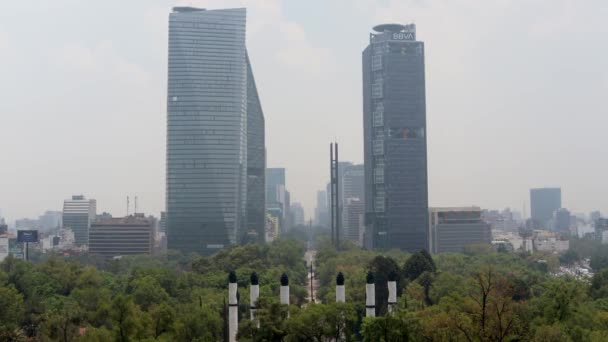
[2,0,607,222]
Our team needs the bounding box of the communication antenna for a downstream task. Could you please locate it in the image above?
[127,196,130,216]
[134,196,138,214]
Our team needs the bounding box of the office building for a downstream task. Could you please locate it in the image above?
[341,164,365,241]
[266,168,288,232]
[533,231,569,253]
[15,218,38,229]
[342,164,364,203]
[166,7,265,254]
[290,203,305,226]
[159,211,167,233]
[246,55,267,242]
[429,207,492,254]
[62,195,96,246]
[363,23,429,251]
[596,218,608,243]
[344,198,364,246]
[553,208,571,235]
[591,211,602,223]
[266,168,286,209]
[0,223,7,262]
[89,214,153,258]
[314,190,329,227]
[530,188,562,229]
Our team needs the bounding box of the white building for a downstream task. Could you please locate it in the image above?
[534,231,569,253]
[62,195,96,246]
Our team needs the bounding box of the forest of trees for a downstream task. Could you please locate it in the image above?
[3,235,608,341]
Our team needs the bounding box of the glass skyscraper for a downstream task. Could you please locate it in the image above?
[530,188,562,229]
[166,7,265,255]
[362,24,429,251]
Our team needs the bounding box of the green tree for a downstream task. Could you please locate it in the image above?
[173,304,222,342]
[402,251,434,282]
[0,285,25,340]
[149,303,175,339]
[111,295,143,342]
[369,256,402,315]
[559,249,580,266]
[129,275,170,311]
[39,297,82,342]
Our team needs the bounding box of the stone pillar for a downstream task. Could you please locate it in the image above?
[228,271,238,342]
[336,272,345,303]
[280,273,290,305]
[250,272,260,327]
[365,271,375,317]
[280,273,290,318]
[387,271,397,314]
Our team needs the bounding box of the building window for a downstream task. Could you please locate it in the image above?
[373,139,384,155]
[389,127,425,139]
[371,55,383,71]
[373,109,383,127]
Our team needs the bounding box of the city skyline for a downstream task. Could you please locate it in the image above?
[2,0,608,222]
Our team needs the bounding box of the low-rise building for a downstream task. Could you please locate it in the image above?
[89,214,152,258]
[429,207,492,254]
[533,231,569,253]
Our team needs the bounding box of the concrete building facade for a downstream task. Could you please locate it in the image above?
[62,195,96,246]
[89,214,153,258]
[429,207,492,254]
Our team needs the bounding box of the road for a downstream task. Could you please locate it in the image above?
[304,248,320,303]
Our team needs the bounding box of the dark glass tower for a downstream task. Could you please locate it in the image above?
[362,24,429,252]
[166,7,265,254]
[246,54,266,243]
[530,188,562,229]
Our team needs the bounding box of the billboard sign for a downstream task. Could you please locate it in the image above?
[17,230,38,243]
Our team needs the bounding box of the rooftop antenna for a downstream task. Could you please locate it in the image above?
[134,196,138,214]
[126,196,130,216]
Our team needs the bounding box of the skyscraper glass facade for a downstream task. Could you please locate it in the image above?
[363,24,429,251]
[167,7,264,254]
[246,55,266,242]
[530,188,562,229]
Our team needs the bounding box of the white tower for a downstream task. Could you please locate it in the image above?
[336,272,346,302]
[228,271,238,342]
[365,272,375,317]
[250,272,260,327]
[387,271,397,313]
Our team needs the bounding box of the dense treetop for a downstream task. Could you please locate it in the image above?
[2,234,608,341]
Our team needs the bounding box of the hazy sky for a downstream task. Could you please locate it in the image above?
[1,0,607,223]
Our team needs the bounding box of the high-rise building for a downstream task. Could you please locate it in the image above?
[314,190,329,227]
[266,168,287,232]
[341,164,364,242]
[429,207,492,254]
[553,208,571,234]
[246,55,266,242]
[0,223,7,262]
[62,195,96,246]
[591,211,602,223]
[290,202,305,226]
[342,164,364,203]
[530,188,562,229]
[89,214,153,258]
[343,198,364,246]
[266,168,286,209]
[166,7,265,254]
[363,23,429,251]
